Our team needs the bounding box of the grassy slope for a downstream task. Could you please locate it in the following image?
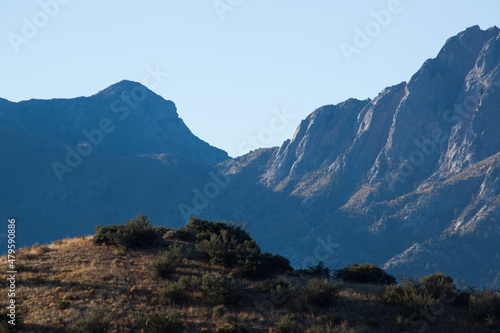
[0,233,497,332]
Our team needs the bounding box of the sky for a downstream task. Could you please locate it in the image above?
[1,0,499,157]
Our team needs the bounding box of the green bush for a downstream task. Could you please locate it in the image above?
[254,278,295,295]
[235,251,292,280]
[176,217,252,243]
[212,305,227,319]
[275,314,296,333]
[384,274,469,315]
[150,244,185,279]
[197,274,242,305]
[183,217,292,279]
[159,281,189,305]
[469,290,500,320]
[299,262,331,277]
[139,312,184,333]
[195,233,234,266]
[420,273,455,299]
[94,214,166,249]
[334,264,396,285]
[454,289,471,307]
[76,307,112,333]
[384,277,438,313]
[301,278,342,307]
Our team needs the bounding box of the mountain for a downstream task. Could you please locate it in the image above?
[196,25,500,288]
[0,81,228,248]
[1,26,499,288]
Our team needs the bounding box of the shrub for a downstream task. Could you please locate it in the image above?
[420,273,455,299]
[198,274,242,305]
[301,278,342,307]
[212,305,227,319]
[94,214,166,249]
[139,313,184,333]
[159,282,189,305]
[469,290,500,320]
[176,217,252,243]
[236,251,292,280]
[254,278,295,295]
[151,258,175,279]
[299,262,331,277]
[275,314,296,333]
[176,276,194,291]
[384,277,438,313]
[76,307,112,333]
[177,217,292,279]
[454,289,471,307]
[334,264,396,285]
[195,233,233,265]
[150,244,185,279]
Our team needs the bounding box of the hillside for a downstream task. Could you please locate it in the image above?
[1,217,499,332]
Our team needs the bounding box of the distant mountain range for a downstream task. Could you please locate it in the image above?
[2,25,499,288]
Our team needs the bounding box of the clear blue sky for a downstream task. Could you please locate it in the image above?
[1,1,499,157]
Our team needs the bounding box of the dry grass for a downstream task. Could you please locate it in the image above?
[0,236,495,332]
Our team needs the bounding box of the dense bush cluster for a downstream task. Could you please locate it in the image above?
[383,273,500,329]
[175,217,292,279]
[93,214,167,249]
[334,263,396,285]
[384,273,471,313]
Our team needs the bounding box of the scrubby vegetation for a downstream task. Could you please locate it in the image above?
[93,214,167,249]
[334,263,396,285]
[1,215,499,332]
[301,278,342,307]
